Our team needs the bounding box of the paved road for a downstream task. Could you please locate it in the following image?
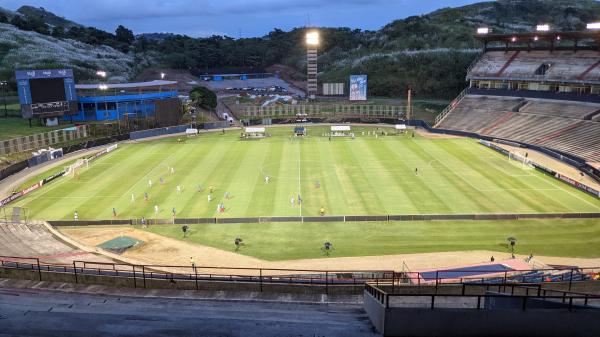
[0,284,378,337]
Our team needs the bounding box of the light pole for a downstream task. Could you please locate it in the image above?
[306,31,319,100]
[0,80,7,118]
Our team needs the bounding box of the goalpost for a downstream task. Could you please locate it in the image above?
[65,158,90,178]
[508,151,534,169]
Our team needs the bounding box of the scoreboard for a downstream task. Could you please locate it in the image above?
[16,69,78,118]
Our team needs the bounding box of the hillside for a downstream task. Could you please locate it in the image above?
[1,0,600,98]
[0,23,137,83]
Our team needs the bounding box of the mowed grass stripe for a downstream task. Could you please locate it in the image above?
[350,138,412,213]
[443,140,569,212]
[428,140,555,213]
[248,138,284,216]
[143,218,600,260]
[12,127,600,220]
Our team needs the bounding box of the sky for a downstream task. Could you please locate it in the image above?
[3,0,483,37]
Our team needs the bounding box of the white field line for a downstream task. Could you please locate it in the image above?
[532,174,600,210]
[121,148,185,197]
[298,141,302,217]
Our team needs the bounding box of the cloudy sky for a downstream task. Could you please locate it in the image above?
[3,0,482,37]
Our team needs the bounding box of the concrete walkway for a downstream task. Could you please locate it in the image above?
[0,279,376,337]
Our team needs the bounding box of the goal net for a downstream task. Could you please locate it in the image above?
[508,151,534,169]
[65,158,90,178]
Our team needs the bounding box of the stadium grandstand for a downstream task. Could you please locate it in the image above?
[70,80,180,125]
[436,30,600,169]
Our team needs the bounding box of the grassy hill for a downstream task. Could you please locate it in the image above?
[0,23,136,83]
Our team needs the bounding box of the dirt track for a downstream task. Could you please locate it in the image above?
[58,226,600,274]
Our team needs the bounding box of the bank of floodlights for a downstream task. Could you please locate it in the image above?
[476,27,489,35]
[587,22,600,30]
[536,24,550,32]
[306,31,319,46]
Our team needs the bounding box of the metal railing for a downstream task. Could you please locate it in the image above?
[242,104,405,119]
[433,87,469,127]
[365,283,600,310]
[0,255,395,293]
[398,266,600,291]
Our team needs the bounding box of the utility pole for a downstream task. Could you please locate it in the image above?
[1,81,7,118]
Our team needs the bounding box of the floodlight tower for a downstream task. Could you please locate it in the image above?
[306,31,319,99]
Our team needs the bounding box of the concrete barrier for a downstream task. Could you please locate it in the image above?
[48,212,600,226]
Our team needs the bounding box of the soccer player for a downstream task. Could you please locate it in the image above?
[216,203,221,213]
[315,180,320,189]
[208,194,212,202]
[160,177,164,185]
[297,194,302,205]
[415,168,418,176]
[172,207,176,217]
[290,197,295,207]
[320,207,325,216]
[209,186,214,193]
[177,185,181,194]
[197,184,202,192]
[74,211,78,221]
[144,192,149,202]
[224,192,230,200]
[148,179,152,188]
[171,167,175,175]
[265,176,269,184]
[154,205,159,215]
[112,208,117,218]
[131,193,135,203]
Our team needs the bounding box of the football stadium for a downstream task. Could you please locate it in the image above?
[2,3,600,337]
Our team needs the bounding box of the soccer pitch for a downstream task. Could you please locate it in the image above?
[11,126,600,220]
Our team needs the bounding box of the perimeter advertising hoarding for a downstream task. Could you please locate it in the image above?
[349,75,367,101]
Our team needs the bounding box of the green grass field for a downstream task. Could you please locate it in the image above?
[0,117,73,140]
[11,126,600,221]
[139,219,600,260]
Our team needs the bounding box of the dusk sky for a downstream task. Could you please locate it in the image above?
[3,0,482,37]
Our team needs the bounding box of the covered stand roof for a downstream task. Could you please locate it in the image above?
[76,80,177,90]
[476,31,600,52]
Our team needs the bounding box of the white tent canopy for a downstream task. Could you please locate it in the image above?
[245,127,266,133]
[395,124,407,130]
[331,125,351,132]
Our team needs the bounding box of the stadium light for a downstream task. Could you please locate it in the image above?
[306,31,319,46]
[96,70,107,78]
[556,35,561,41]
[587,22,600,30]
[476,27,490,35]
[99,84,108,90]
[160,72,166,80]
[533,36,539,41]
[511,36,517,43]
[536,24,550,32]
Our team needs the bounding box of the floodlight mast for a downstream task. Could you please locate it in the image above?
[306,31,319,100]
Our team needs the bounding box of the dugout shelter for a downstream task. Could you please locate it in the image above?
[242,127,266,139]
[330,125,352,137]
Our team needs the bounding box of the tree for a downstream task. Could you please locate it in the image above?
[115,25,134,44]
[51,26,65,38]
[189,86,217,111]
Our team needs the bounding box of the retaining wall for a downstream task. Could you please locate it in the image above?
[47,212,600,227]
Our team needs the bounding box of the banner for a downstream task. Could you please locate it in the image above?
[556,173,600,198]
[349,75,367,101]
